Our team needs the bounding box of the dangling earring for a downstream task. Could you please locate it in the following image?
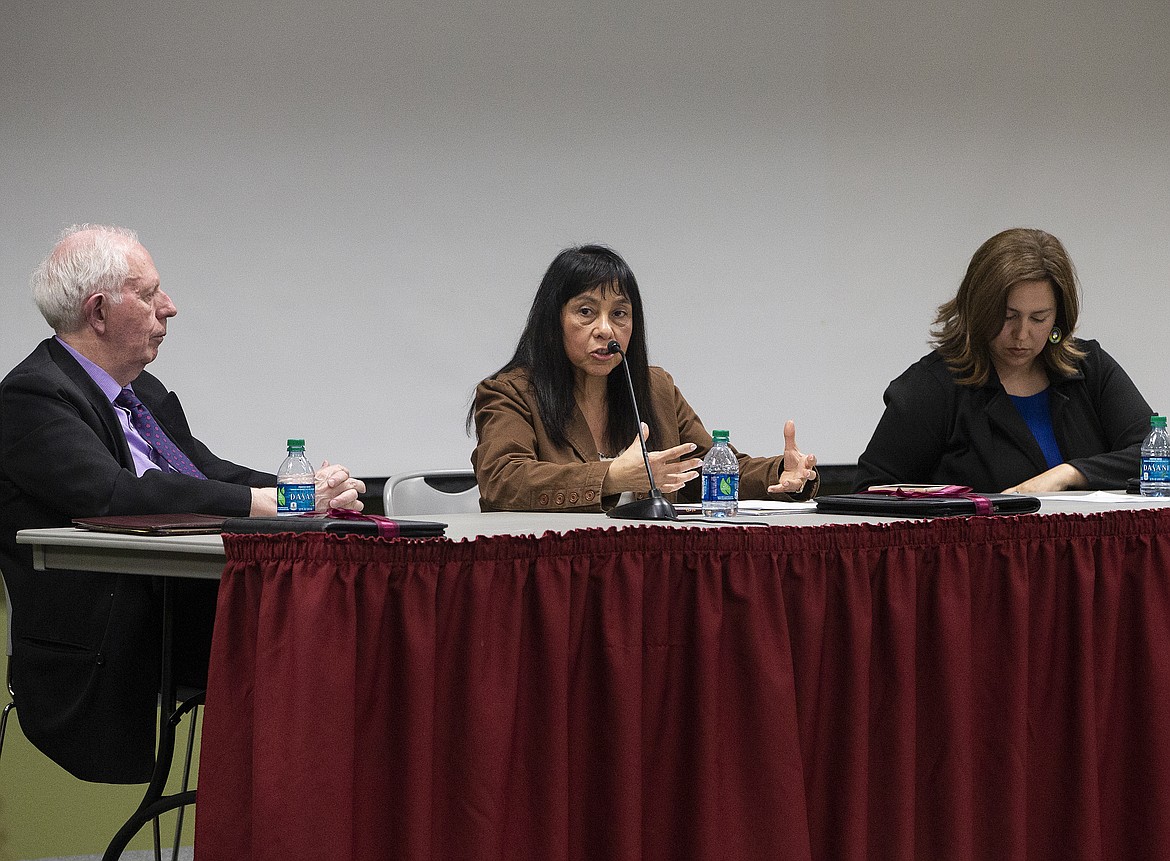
[1049,327,1063,344]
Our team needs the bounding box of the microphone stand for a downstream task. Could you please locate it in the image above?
[604,340,678,521]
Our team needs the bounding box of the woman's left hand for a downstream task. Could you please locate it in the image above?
[767,420,818,495]
[1004,463,1087,494]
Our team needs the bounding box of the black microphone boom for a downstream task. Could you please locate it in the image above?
[604,340,678,521]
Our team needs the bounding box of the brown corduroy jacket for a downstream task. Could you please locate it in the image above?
[471,365,817,512]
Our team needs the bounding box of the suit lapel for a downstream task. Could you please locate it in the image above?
[985,385,1049,474]
[44,338,135,468]
[136,383,185,444]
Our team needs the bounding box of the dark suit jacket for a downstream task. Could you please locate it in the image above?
[471,365,817,511]
[0,338,274,782]
[854,339,1152,493]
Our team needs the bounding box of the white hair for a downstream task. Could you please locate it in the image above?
[31,224,140,333]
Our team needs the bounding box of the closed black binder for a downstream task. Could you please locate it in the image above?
[222,514,446,537]
[72,513,228,535]
[815,492,1040,517]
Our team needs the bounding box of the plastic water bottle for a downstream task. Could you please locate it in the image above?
[277,438,316,515]
[1140,415,1170,497]
[701,429,739,517]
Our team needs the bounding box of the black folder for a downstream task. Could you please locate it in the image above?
[73,513,228,535]
[815,492,1040,518]
[222,514,446,537]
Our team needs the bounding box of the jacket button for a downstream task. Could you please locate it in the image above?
[554,492,565,506]
[538,493,550,507]
[96,653,106,667]
[569,492,579,504]
[585,489,596,501]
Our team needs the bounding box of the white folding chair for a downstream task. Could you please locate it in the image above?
[383,470,480,516]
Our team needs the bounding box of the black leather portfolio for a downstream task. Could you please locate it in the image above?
[815,492,1041,517]
[221,514,447,537]
[73,513,228,535]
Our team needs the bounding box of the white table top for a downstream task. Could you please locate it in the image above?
[17,492,1170,580]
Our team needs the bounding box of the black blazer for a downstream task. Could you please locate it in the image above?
[854,340,1152,493]
[0,338,274,782]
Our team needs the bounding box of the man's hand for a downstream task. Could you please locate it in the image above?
[249,487,277,516]
[315,460,366,511]
[248,461,367,516]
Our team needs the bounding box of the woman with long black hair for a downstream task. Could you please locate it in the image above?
[469,244,818,511]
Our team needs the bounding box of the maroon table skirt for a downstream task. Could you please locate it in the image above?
[194,510,1170,860]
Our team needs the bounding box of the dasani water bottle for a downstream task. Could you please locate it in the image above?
[701,429,739,516]
[277,438,316,514]
[1140,415,1170,497]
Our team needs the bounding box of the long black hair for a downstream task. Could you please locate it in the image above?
[470,244,661,454]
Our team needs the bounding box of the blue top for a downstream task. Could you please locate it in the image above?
[1009,389,1063,469]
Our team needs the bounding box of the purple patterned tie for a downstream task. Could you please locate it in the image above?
[115,387,207,479]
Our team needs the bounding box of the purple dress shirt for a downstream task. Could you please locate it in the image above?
[55,336,167,477]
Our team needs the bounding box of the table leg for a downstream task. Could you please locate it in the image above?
[101,578,202,861]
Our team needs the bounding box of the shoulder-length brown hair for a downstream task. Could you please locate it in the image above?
[932,227,1086,386]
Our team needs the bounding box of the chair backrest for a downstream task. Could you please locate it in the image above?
[383,470,480,516]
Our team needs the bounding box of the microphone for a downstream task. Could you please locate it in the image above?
[604,339,678,521]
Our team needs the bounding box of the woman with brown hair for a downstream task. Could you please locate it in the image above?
[854,227,1153,493]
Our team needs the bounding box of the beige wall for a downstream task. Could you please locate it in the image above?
[2,0,1167,474]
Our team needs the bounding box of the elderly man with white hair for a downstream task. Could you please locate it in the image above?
[0,224,364,782]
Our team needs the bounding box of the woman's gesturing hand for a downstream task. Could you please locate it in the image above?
[768,420,818,495]
[603,423,703,495]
